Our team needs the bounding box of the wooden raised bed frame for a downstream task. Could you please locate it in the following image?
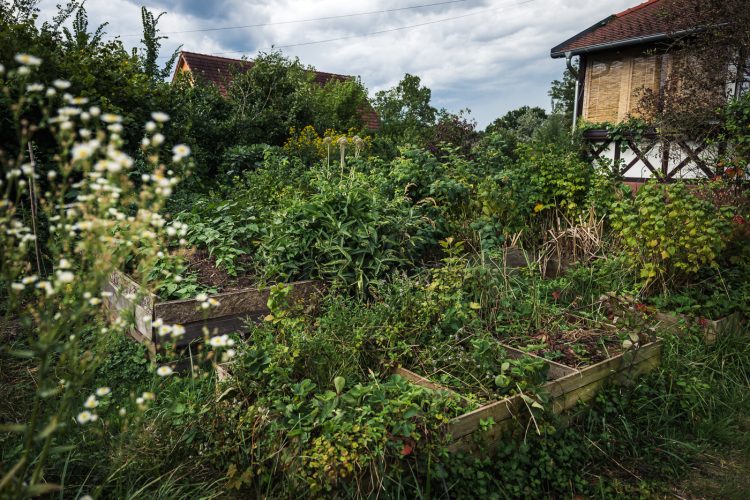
[604,293,744,345]
[397,340,663,451]
[103,270,323,350]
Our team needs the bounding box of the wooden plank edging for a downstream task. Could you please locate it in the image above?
[441,340,663,449]
[154,280,323,324]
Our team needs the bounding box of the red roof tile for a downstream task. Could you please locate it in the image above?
[551,0,691,58]
[173,51,379,129]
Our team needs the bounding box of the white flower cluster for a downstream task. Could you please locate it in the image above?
[153,318,186,339]
[208,334,235,348]
[76,387,111,424]
[171,144,191,163]
[195,292,220,310]
[135,391,155,406]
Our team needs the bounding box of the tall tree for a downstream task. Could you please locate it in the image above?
[485,106,547,136]
[548,63,577,126]
[135,6,180,82]
[373,74,437,145]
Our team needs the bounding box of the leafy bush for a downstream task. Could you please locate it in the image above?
[258,173,432,291]
[611,181,733,290]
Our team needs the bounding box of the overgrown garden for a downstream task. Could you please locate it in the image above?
[1,2,749,498]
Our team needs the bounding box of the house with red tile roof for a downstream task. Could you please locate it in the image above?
[172,51,380,130]
[550,0,729,182]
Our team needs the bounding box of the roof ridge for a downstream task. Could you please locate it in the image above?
[180,51,253,64]
[179,51,351,79]
[615,0,661,18]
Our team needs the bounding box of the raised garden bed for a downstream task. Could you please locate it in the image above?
[103,270,323,350]
[603,293,744,344]
[396,339,663,452]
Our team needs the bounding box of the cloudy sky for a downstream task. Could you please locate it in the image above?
[36,0,637,128]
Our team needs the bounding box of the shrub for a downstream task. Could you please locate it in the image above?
[258,173,432,291]
[611,181,733,291]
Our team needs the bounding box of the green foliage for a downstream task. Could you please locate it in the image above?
[548,62,577,125]
[258,172,431,291]
[722,91,750,168]
[373,73,437,145]
[134,6,179,81]
[611,181,733,291]
[485,105,547,139]
[176,199,261,276]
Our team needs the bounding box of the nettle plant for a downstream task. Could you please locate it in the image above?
[0,54,211,496]
[611,181,732,292]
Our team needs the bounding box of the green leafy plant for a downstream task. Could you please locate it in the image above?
[611,181,732,291]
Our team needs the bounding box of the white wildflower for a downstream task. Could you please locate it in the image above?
[156,366,173,377]
[56,270,74,284]
[84,395,99,409]
[89,106,101,117]
[71,143,93,161]
[76,411,94,424]
[11,283,24,291]
[101,113,122,124]
[15,53,42,66]
[151,111,169,123]
[172,324,186,337]
[151,133,165,146]
[36,280,54,296]
[46,87,56,97]
[26,83,44,93]
[53,79,71,89]
[58,106,81,116]
[145,121,156,132]
[96,387,111,397]
[58,258,72,269]
[171,144,191,161]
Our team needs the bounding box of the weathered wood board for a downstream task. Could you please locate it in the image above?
[395,339,663,452]
[103,270,323,349]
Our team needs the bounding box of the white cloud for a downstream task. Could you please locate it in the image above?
[36,0,636,127]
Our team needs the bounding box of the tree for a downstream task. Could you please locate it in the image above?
[637,0,750,140]
[486,106,548,133]
[548,63,577,126]
[373,74,437,145]
[308,77,371,133]
[425,108,479,156]
[485,106,547,141]
[134,6,180,82]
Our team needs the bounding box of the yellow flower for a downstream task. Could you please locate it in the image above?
[534,203,545,213]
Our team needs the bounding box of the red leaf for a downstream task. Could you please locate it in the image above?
[551,290,561,301]
[401,443,413,456]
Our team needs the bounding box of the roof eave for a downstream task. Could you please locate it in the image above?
[551,32,672,58]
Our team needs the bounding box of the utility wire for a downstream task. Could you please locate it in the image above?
[212,0,534,56]
[113,0,474,38]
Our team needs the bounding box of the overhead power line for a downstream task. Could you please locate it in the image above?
[211,0,535,56]
[113,0,474,38]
